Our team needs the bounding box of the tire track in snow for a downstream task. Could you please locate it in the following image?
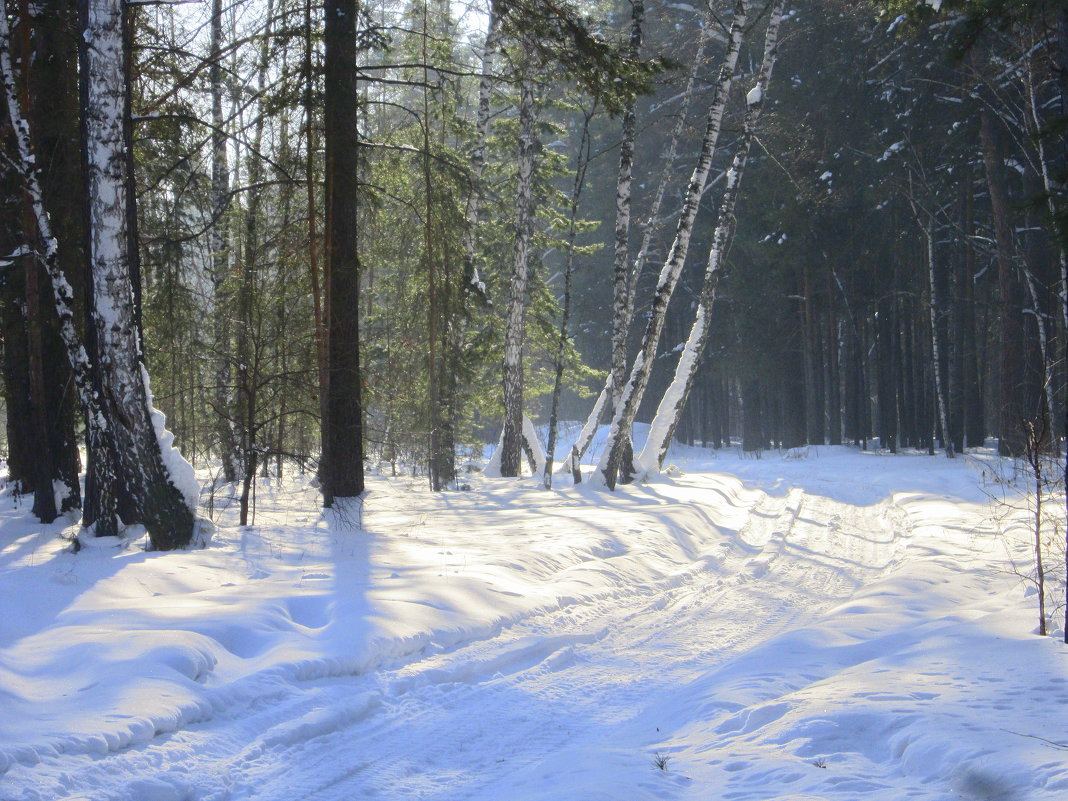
[3,476,916,801]
[214,485,916,800]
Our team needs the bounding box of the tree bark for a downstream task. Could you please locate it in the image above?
[0,0,82,521]
[321,0,365,504]
[923,221,954,457]
[597,0,750,489]
[0,214,34,493]
[568,20,710,474]
[544,105,594,489]
[499,71,537,478]
[801,262,824,444]
[605,0,644,477]
[32,0,82,514]
[209,0,239,483]
[78,0,196,547]
[306,0,328,493]
[961,174,983,447]
[635,0,782,476]
[461,2,499,298]
[236,0,272,525]
[979,107,1027,456]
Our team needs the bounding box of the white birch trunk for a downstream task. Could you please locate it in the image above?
[628,20,710,306]
[599,0,645,484]
[499,73,537,477]
[0,7,115,530]
[81,0,196,547]
[1025,53,1068,335]
[1023,57,1065,438]
[637,0,785,477]
[609,0,644,410]
[1022,263,1057,435]
[596,0,750,489]
[567,22,710,476]
[924,224,954,458]
[484,415,545,478]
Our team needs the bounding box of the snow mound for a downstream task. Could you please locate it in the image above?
[141,365,201,511]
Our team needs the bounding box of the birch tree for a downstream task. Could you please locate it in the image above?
[498,69,538,478]
[636,0,785,477]
[606,0,645,479]
[0,0,82,523]
[462,1,499,298]
[596,0,750,489]
[78,0,197,548]
[564,20,711,478]
[1,2,196,547]
[922,219,954,458]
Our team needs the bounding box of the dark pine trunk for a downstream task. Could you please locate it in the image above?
[741,379,765,453]
[321,0,365,504]
[0,0,82,521]
[980,109,1027,456]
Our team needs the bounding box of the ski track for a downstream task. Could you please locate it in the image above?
[3,474,918,801]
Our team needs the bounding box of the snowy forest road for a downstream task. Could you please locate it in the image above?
[10,446,1061,801]
[238,487,911,801]
[0,462,930,801]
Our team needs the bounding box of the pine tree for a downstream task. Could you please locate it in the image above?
[320,0,365,505]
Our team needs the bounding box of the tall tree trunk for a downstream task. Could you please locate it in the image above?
[236,0,272,525]
[0,232,32,494]
[209,0,239,483]
[979,108,1027,456]
[544,105,594,489]
[306,0,328,491]
[597,0,750,489]
[826,272,842,445]
[0,0,82,521]
[961,174,983,447]
[321,0,364,504]
[635,0,782,476]
[33,0,82,514]
[568,20,710,473]
[1054,9,1068,644]
[21,220,58,521]
[605,0,644,480]
[499,71,537,478]
[801,262,824,444]
[78,0,196,547]
[923,221,954,458]
[423,3,456,491]
[949,185,966,453]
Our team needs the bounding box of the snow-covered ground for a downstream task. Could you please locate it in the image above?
[1,432,1066,801]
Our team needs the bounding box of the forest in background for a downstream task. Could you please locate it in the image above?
[1,0,1066,544]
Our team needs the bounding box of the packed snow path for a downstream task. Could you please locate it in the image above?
[2,446,1067,800]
